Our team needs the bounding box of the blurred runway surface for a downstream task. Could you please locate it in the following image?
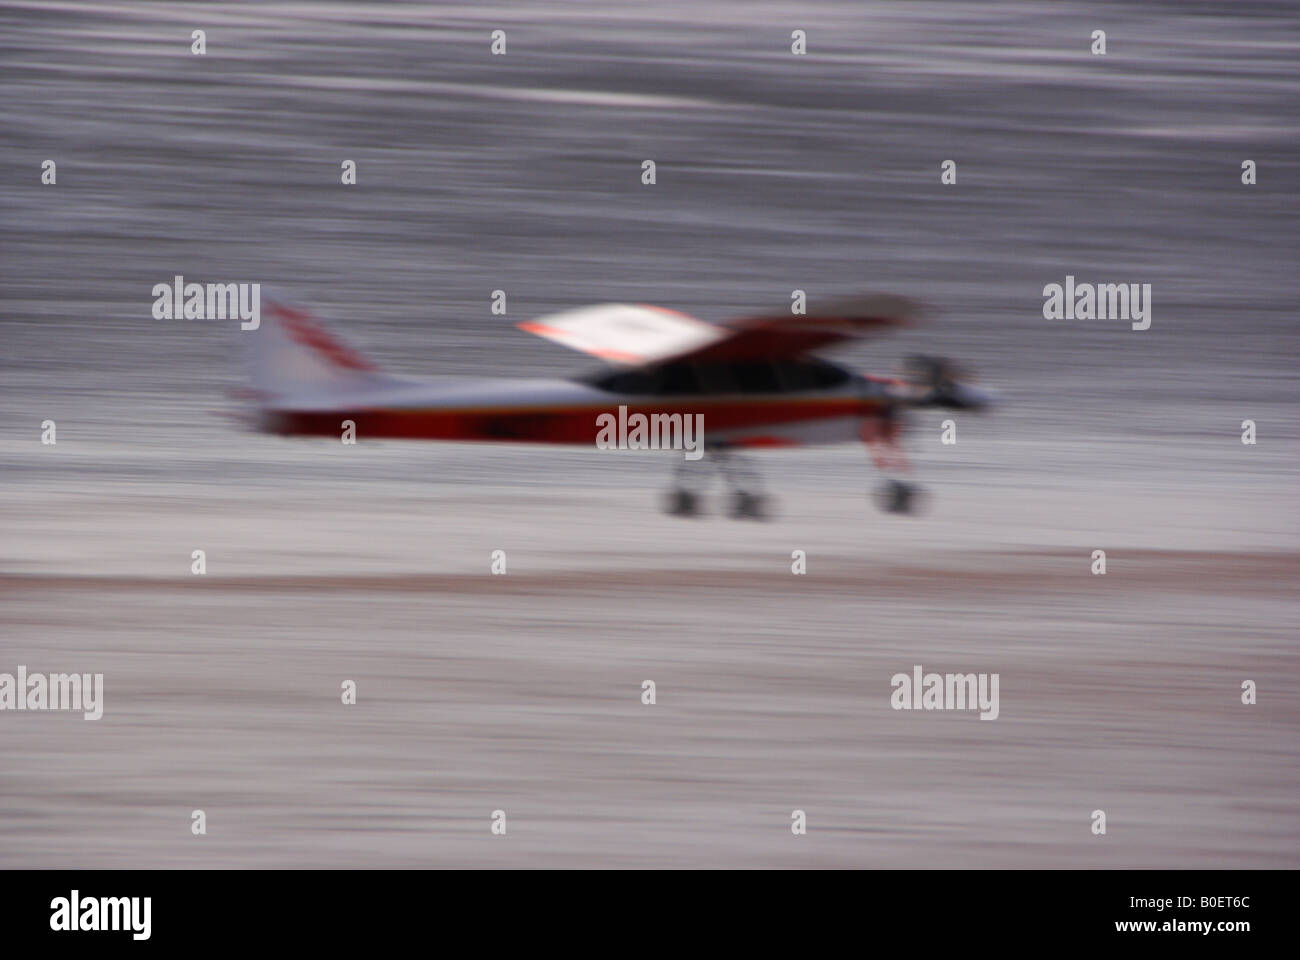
[1,0,1297,867]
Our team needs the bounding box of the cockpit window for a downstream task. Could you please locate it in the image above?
[774,358,850,390]
[731,363,782,393]
[659,363,702,394]
[587,368,662,395]
[586,357,850,395]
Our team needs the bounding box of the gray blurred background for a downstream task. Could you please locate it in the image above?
[1,1,1297,868]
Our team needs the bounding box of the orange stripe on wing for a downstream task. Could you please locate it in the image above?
[589,347,645,363]
[517,321,645,363]
[516,321,563,336]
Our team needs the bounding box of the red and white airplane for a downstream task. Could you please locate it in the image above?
[241,294,992,518]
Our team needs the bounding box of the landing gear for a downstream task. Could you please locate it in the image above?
[874,478,921,514]
[665,489,702,517]
[862,413,923,515]
[663,446,772,520]
[716,447,769,521]
[729,490,769,520]
[664,454,708,518]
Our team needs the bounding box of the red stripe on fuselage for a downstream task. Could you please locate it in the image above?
[264,395,887,443]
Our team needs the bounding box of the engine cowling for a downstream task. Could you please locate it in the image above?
[902,355,993,410]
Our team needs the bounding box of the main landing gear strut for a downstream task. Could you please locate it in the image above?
[664,446,770,520]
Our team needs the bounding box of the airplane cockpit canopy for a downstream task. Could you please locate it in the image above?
[583,357,851,396]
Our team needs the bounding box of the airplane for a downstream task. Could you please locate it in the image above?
[239,294,993,518]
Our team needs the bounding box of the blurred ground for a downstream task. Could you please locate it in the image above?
[0,0,1297,867]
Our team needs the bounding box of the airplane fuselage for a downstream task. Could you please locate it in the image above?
[259,368,896,449]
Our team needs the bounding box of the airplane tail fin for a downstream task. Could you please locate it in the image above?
[242,294,387,403]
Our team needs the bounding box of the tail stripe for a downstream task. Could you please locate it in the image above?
[268,301,378,372]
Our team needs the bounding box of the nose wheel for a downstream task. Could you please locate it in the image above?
[875,479,921,514]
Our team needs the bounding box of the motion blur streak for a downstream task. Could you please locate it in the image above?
[0,1,1297,867]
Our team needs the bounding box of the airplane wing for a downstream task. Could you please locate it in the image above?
[517,303,726,366]
[673,294,923,363]
[519,295,921,367]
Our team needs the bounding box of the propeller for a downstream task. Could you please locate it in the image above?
[901,355,994,410]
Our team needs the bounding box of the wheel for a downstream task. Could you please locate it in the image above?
[729,491,770,520]
[665,489,701,517]
[874,479,919,514]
